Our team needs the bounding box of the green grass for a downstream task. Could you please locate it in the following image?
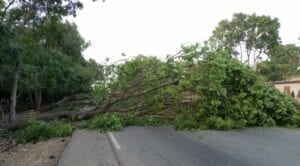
[16,119,74,144]
[15,113,168,144]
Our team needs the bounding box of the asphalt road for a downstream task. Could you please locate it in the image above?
[110,126,300,166]
[58,130,118,166]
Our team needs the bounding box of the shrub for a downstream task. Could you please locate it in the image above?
[174,113,201,130]
[80,113,124,132]
[80,112,169,133]
[16,119,74,144]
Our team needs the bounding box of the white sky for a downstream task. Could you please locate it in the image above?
[68,0,300,63]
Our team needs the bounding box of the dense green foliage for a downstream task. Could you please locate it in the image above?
[175,52,300,130]
[16,119,74,144]
[19,19,99,98]
[0,0,103,120]
[0,19,101,112]
[93,49,300,131]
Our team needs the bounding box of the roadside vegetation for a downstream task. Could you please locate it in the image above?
[80,113,169,133]
[16,119,74,144]
[1,1,300,144]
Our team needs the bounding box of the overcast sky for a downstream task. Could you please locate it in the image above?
[68,0,300,63]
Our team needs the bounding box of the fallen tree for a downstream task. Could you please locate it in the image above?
[1,55,183,130]
[2,49,300,131]
[39,94,96,112]
[82,51,300,130]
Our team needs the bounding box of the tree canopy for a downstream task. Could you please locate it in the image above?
[209,13,281,68]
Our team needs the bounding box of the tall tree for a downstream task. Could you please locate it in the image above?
[0,22,24,120]
[209,13,280,68]
[15,18,98,111]
[0,0,84,121]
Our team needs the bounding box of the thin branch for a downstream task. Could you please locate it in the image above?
[166,50,183,61]
[78,79,179,120]
[0,0,16,22]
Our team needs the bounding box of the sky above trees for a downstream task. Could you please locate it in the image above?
[68,0,300,63]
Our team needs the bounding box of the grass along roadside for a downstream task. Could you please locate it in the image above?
[9,112,168,144]
[10,111,300,144]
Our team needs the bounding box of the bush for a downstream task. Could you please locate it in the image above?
[80,113,124,132]
[174,113,201,130]
[16,119,74,144]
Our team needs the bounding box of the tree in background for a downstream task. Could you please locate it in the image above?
[0,21,23,120]
[257,44,300,81]
[209,13,280,68]
[0,0,101,121]
[18,18,97,110]
[0,0,83,25]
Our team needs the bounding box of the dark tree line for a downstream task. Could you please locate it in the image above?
[0,0,102,122]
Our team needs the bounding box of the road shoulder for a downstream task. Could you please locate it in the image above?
[58,129,119,166]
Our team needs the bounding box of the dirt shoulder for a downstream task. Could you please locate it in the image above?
[0,137,69,166]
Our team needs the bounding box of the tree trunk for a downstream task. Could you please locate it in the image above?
[247,54,250,66]
[35,90,42,111]
[239,44,243,62]
[0,106,4,125]
[253,52,256,69]
[29,92,34,108]
[9,69,19,121]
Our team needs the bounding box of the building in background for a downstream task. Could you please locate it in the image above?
[273,76,300,103]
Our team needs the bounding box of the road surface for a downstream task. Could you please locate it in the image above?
[58,130,118,166]
[111,126,300,166]
[59,127,300,166]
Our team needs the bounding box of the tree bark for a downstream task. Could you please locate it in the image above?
[35,90,42,111]
[246,50,250,66]
[0,106,4,125]
[9,69,19,121]
[239,43,243,62]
